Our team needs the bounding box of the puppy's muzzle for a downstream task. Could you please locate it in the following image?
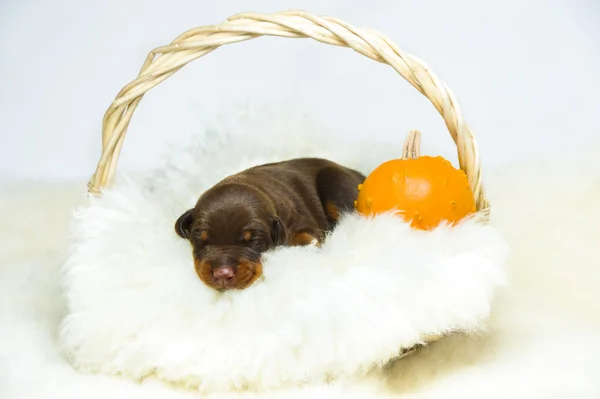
[208,255,238,289]
[212,264,235,286]
[194,255,262,291]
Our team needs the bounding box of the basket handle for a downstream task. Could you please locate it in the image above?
[88,10,489,212]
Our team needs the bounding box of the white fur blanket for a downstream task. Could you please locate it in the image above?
[1,110,599,398]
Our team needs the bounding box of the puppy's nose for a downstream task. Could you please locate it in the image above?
[213,265,235,283]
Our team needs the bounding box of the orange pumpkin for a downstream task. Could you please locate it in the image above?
[355,131,476,230]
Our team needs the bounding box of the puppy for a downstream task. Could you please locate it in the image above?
[174,157,366,291]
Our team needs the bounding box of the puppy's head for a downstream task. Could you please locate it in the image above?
[175,184,287,291]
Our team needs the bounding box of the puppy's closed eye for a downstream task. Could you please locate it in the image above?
[241,230,254,243]
[184,229,210,254]
[239,230,267,251]
[194,230,209,242]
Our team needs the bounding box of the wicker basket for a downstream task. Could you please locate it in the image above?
[87,9,489,216]
[54,12,506,384]
[81,10,491,363]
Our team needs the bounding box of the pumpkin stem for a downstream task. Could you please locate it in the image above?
[402,130,421,159]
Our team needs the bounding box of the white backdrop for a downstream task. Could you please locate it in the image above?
[0,0,598,182]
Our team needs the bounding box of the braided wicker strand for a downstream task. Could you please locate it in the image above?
[88,10,489,213]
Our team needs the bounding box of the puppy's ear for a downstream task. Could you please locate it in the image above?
[270,217,288,246]
[175,209,194,239]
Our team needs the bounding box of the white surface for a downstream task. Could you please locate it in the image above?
[58,112,507,393]
[1,129,599,398]
[1,0,599,182]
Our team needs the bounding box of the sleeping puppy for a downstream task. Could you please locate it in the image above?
[174,157,366,291]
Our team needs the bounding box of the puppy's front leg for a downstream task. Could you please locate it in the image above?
[291,230,322,248]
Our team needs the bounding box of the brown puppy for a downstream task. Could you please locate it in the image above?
[174,157,366,291]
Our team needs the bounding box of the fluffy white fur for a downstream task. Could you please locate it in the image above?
[58,109,508,393]
[1,107,599,398]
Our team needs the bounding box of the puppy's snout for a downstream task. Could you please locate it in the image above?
[213,265,235,283]
[195,252,261,291]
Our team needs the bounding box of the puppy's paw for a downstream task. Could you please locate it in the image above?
[291,231,322,247]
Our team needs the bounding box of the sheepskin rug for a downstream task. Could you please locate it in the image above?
[1,109,599,398]
[57,110,507,394]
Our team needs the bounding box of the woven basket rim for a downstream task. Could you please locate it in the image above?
[87,9,489,212]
